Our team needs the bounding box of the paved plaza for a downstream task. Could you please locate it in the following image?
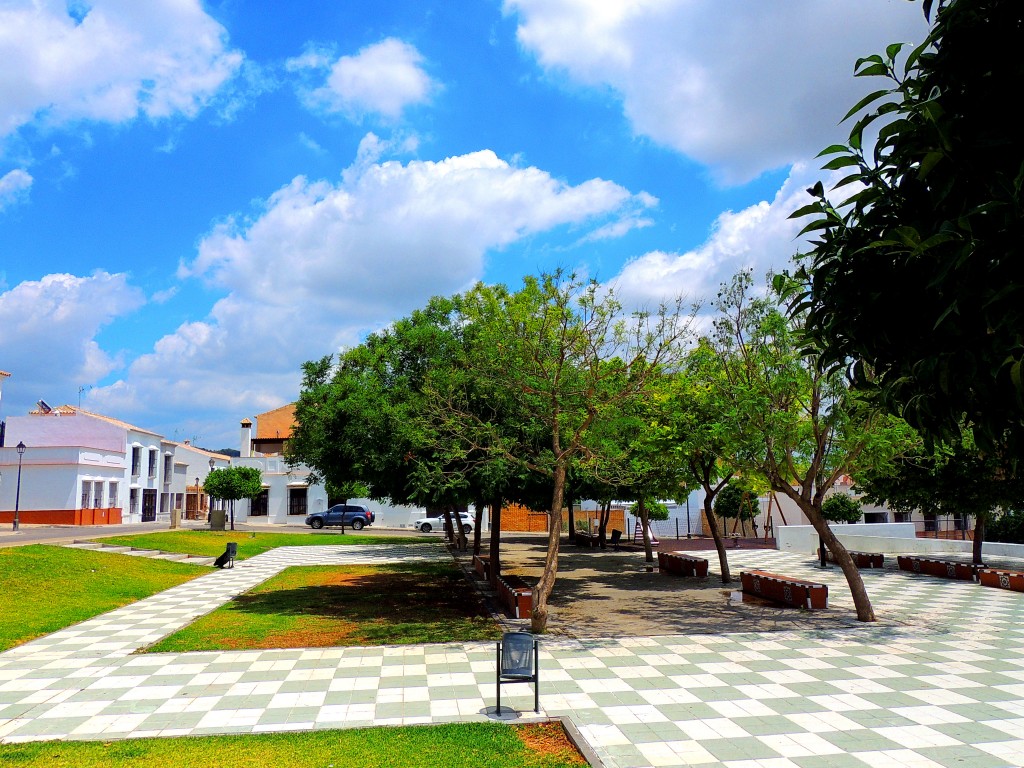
[2,542,1024,767]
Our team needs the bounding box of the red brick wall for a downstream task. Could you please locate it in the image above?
[500,503,626,533]
[0,508,123,525]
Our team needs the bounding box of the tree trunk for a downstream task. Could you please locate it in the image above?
[803,504,875,622]
[973,511,986,565]
[472,496,485,556]
[702,491,732,583]
[442,509,456,546]
[598,501,611,548]
[531,462,565,633]
[638,498,654,562]
[488,496,502,588]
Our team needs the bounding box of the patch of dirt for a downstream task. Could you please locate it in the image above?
[516,722,587,766]
[463,535,860,638]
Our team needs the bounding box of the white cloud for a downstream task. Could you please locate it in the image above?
[610,163,823,308]
[0,168,32,210]
[89,141,654,444]
[290,38,437,121]
[0,271,145,414]
[504,0,929,184]
[0,0,242,139]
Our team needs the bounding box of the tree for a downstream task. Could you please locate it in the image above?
[855,434,1024,562]
[430,272,695,632]
[788,0,1024,460]
[821,493,863,524]
[652,343,742,582]
[714,478,760,535]
[204,466,263,531]
[712,272,917,622]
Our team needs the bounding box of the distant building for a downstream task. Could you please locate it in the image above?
[0,406,229,525]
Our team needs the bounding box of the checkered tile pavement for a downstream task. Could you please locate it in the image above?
[3,544,1024,767]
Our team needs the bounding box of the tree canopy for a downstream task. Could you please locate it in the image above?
[787,0,1024,458]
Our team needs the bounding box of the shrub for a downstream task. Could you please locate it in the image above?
[821,493,863,524]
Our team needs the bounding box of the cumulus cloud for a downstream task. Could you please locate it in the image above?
[0,0,242,139]
[89,140,654,443]
[289,38,437,121]
[504,0,928,184]
[610,163,825,309]
[0,271,145,415]
[0,168,32,210]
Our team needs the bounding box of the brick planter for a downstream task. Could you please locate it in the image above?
[978,568,1024,593]
[657,551,709,578]
[897,555,981,581]
[496,574,533,619]
[818,549,884,569]
[473,554,490,581]
[741,570,828,609]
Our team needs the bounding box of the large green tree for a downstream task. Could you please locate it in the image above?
[713,272,916,622]
[789,0,1024,459]
[429,272,694,632]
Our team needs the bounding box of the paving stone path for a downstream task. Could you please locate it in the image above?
[3,543,1024,767]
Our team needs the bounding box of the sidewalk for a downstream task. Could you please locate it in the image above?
[2,544,1024,767]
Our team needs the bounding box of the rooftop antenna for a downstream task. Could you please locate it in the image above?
[78,385,92,408]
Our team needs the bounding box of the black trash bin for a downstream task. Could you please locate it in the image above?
[496,631,539,714]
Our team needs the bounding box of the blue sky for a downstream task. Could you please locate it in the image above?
[0,0,929,450]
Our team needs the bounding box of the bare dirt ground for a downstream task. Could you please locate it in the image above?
[457,533,860,639]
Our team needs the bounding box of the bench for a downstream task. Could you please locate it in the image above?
[741,570,828,609]
[818,548,884,569]
[473,554,490,581]
[496,574,533,619]
[977,568,1024,593]
[574,531,599,547]
[897,555,981,581]
[658,551,709,578]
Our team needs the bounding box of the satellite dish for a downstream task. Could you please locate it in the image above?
[37,400,52,413]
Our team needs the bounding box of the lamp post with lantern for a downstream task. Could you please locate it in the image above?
[13,441,25,532]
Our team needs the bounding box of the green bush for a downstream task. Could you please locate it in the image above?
[988,509,1024,544]
[714,481,757,520]
[821,493,863,524]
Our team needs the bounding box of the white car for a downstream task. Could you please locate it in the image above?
[414,511,473,533]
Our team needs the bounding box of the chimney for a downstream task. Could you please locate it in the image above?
[240,418,253,457]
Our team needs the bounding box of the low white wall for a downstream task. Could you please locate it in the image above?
[776,524,1024,559]
[776,523,916,553]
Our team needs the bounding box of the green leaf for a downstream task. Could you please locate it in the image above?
[841,89,893,122]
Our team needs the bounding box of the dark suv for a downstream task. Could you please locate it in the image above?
[305,504,375,530]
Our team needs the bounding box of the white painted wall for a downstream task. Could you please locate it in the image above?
[776,523,917,553]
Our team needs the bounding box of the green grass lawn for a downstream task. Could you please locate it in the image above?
[92,530,436,560]
[0,722,587,767]
[147,562,501,652]
[0,546,203,652]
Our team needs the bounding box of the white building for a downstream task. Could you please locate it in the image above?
[0,406,229,525]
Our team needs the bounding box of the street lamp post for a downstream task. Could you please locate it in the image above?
[14,441,26,532]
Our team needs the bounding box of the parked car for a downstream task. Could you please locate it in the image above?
[414,511,473,534]
[305,504,375,530]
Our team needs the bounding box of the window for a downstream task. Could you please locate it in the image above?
[923,512,938,532]
[894,511,912,523]
[130,488,139,515]
[92,482,103,508]
[81,481,92,509]
[863,511,888,524]
[148,449,157,478]
[108,481,118,508]
[288,487,308,516]
[131,447,141,476]
[163,454,173,482]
